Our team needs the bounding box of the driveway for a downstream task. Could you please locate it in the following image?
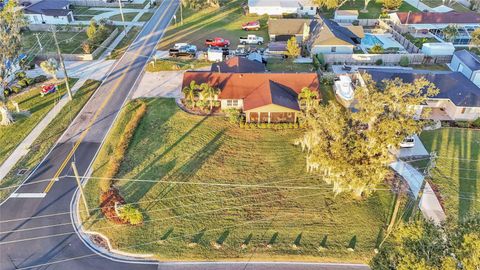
[133,71,184,99]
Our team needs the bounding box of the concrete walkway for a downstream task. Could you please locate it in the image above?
[405,0,433,11]
[0,78,87,182]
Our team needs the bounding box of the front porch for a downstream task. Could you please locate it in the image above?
[426,107,453,121]
[246,111,297,123]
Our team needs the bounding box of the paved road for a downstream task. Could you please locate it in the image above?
[0,0,178,269]
[0,0,370,269]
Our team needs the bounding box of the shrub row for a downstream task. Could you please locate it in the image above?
[239,122,302,129]
[3,75,48,97]
[99,100,147,192]
[442,119,480,129]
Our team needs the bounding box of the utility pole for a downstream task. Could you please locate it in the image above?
[118,0,128,35]
[72,162,90,217]
[180,1,183,25]
[51,26,73,101]
[34,33,43,51]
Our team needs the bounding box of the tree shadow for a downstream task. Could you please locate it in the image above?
[320,235,328,248]
[268,232,278,246]
[243,233,253,246]
[192,228,206,244]
[348,235,357,250]
[294,232,302,246]
[458,129,478,221]
[216,229,230,245]
[161,227,174,241]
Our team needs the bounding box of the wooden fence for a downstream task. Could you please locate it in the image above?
[378,20,422,53]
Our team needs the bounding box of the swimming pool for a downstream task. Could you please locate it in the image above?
[361,34,384,47]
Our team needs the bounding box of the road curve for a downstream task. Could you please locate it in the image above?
[0,1,177,269]
[0,1,370,269]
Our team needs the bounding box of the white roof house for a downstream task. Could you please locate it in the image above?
[23,0,74,25]
[248,0,317,16]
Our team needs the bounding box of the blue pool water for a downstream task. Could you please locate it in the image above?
[361,34,384,47]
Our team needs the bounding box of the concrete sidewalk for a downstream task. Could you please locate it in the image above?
[0,78,88,182]
[27,60,115,80]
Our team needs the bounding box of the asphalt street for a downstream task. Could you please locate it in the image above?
[0,0,178,269]
[0,1,369,269]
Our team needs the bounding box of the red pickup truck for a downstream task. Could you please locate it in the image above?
[205,37,230,47]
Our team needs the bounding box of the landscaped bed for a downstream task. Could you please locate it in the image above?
[157,0,269,50]
[266,59,314,72]
[82,98,393,262]
[419,128,480,220]
[0,80,100,202]
[145,58,211,72]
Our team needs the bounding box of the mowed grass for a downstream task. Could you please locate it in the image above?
[157,0,269,50]
[145,58,211,72]
[322,0,419,19]
[22,31,88,54]
[82,98,393,262]
[0,79,77,165]
[108,27,141,59]
[421,0,470,11]
[0,80,100,202]
[110,12,139,22]
[420,128,480,220]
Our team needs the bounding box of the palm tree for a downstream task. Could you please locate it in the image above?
[298,87,318,113]
[442,25,459,42]
[182,80,198,108]
[200,83,220,111]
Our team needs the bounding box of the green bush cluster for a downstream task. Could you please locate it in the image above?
[239,122,301,129]
[399,56,410,67]
[375,59,383,66]
[118,204,143,225]
[82,19,113,54]
[224,108,242,124]
[443,119,480,129]
[3,75,47,97]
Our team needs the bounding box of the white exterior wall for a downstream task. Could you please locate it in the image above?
[26,13,73,24]
[472,71,480,87]
[220,99,244,110]
[311,45,354,54]
[334,15,358,22]
[450,54,480,87]
[249,5,316,16]
[422,99,480,121]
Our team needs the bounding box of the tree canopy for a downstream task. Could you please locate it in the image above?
[296,75,438,198]
[371,213,480,270]
[286,36,301,59]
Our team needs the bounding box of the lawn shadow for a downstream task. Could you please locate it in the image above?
[216,229,230,245]
[161,227,174,240]
[320,235,328,248]
[348,235,357,250]
[294,232,302,246]
[243,233,253,246]
[192,228,206,244]
[142,129,226,211]
[268,232,278,246]
[458,129,478,221]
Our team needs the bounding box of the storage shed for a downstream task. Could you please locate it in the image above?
[421,42,455,56]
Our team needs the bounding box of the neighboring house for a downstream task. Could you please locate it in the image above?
[450,50,480,87]
[333,10,358,23]
[265,41,288,56]
[307,16,364,55]
[23,0,74,25]
[248,0,317,16]
[359,69,480,121]
[389,12,480,45]
[211,56,266,73]
[182,69,320,123]
[268,18,314,43]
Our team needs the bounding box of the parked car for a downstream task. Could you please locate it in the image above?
[40,84,57,96]
[239,35,264,45]
[205,37,230,48]
[169,43,197,58]
[242,21,260,31]
[400,136,415,148]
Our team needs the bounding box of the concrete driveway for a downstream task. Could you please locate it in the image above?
[133,71,185,99]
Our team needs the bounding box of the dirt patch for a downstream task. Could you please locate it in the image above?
[90,234,110,250]
[100,188,128,224]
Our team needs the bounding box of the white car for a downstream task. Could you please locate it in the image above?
[400,136,415,148]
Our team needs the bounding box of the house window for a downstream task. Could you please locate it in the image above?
[226,100,239,107]
[331,47,336,52]
[310,7,314,10]
[458,63,464,73]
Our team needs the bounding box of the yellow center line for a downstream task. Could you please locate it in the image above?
[42,1,174,193]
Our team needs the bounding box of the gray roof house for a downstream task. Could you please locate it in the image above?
[450,50,480,87]
[307,16,364,55]
[359,68,480,121]
[23,0,74,25]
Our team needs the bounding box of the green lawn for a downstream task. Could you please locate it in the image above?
[419,128,480,221]
[411,64,451,71]
[322,0,419,19]
[145,59,211,72]
[0,79,77,165]
[138,12,154,22]
[22,31,88,54]
[82,98,393,262]
[72,6,105,21]
[0,80,99,202]
[157,0,269,50]
[266,59,315,72]
[110,12,139,22]
[107,27,141,59]
[421,0,470,11]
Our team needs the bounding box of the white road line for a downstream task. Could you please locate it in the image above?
[10,193,46,198]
